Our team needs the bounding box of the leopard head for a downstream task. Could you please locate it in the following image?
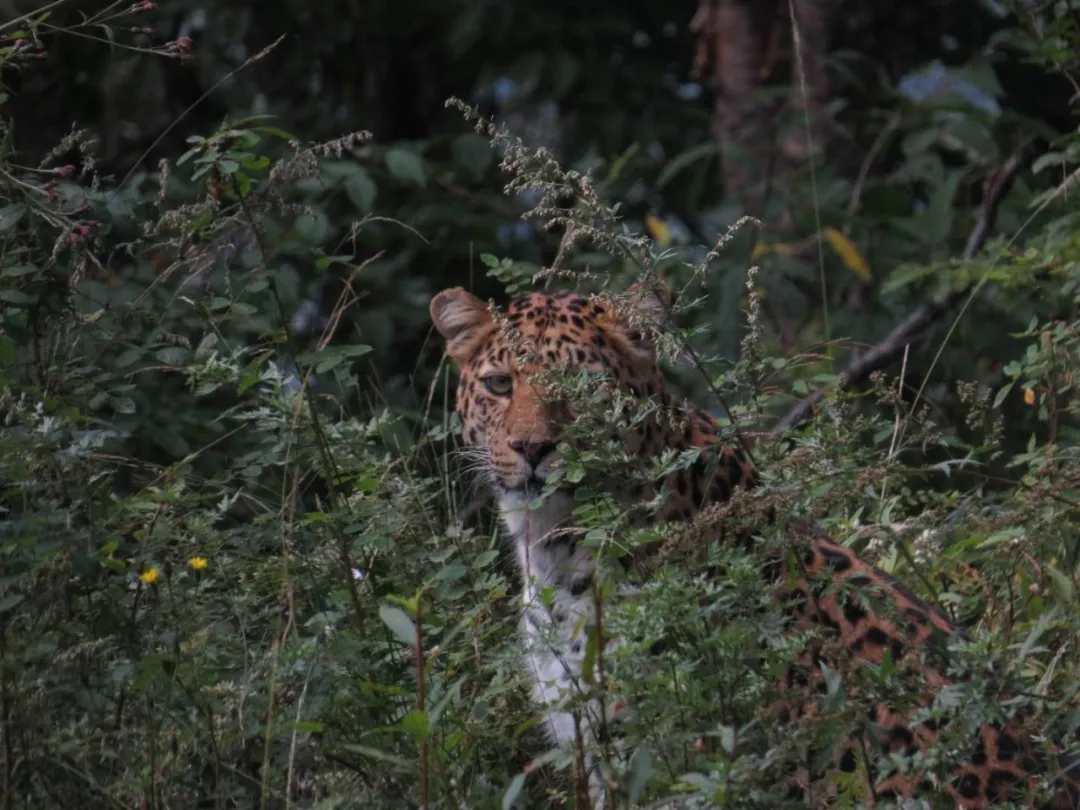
[429,284,670,535]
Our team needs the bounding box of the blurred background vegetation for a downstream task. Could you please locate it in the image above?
[2,0,1080,807]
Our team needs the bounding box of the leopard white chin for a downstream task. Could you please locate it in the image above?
[495,486,576,546]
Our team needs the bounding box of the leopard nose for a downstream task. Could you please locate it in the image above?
[508,440,557,469]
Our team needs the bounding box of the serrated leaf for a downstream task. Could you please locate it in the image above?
[379,604,418,647]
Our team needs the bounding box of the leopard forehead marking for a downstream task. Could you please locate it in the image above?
[464,292,620,378]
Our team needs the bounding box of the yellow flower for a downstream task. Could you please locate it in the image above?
[139,567,159,585]
[1024,387,1036,406]
[187,556,208,572]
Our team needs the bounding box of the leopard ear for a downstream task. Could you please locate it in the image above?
[625,278,671,328]
[430,287,494,364]
[619,277,672,357]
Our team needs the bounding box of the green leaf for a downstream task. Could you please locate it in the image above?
[110,396,136,415]
[627,745,653,802]
[237,352,272,395]
[434,562,467,582]
[400,710,429,744]
[282,720,325,734]
[719,725,736,754]
[452,133,492,180]
[1,264,37,277]
[385,148,427,186]
[1017,607,1058,666]
[339,744,413,769]
[345,169,378,212]
[0,594,23,614]
[428,679,463,729]
[657,143,716,189]
[0,122,13,160]
[0,289,33,305]
[1047,565,1074,602]
[176,146,202,166]
[294,209,330,245]
[241,154,270,170]
[1032,151,1066,175]
[921,170,961,245]
[549,51,581,99]
[301,344,373,374]
[378,604,418,647]
[252,124,299,142]
[0,204,26,234]
[156,347,189,366]
[0,336,15,366]
[502,772,526,810]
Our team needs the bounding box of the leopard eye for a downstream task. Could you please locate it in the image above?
[481,373,513,397]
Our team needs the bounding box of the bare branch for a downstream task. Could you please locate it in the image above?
[770,140,1036,436]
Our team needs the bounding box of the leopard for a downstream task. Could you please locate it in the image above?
[429,282,1079,810]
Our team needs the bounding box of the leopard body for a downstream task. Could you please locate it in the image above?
[429,284,1077,809]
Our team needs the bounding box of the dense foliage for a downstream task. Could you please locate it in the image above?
[2,0,1080,808]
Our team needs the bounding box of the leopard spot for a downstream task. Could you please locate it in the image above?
[818,545,853,572]
[954,771,982,799]
[839,748,857,772]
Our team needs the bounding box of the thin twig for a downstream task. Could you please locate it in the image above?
[771,140,1036,436]
[415,597,428,810]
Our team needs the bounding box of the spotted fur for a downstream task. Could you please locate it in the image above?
[430,284,1078,809]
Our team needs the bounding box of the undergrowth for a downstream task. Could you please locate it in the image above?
[1,2,1080,809]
